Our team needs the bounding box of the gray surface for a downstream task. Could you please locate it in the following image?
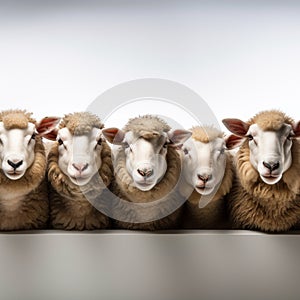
[0,230,300,300]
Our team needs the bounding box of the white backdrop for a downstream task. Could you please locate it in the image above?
[1,0,300,131]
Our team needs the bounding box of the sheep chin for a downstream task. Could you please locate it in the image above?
[68,175,92,187]
[134,181,156,191]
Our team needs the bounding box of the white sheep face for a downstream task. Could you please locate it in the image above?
[103,127,191,192]
[121,131,169,191]
[0,122,36,180]
[246,124,293,184]
[57,127,103,186]
[181,137,226,195]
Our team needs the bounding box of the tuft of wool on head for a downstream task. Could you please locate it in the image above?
[0,109,36,129]
[191,126,223,143]
[248,110,294,131]
[59,112,104,135]
[123,115,171,138]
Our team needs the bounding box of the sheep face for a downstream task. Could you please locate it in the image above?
[56,127,103,186]
[245,124,293,184]
[223,117,300,185]
[103,127,191,191]
[0,122,36,180]
[121,131,169,191]
[181,137,226,195]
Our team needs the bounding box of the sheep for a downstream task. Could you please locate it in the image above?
[223,110,300,232]
[0,109,59,230]
[47,112,114,230]
[178,126,234,229]
[102,115,191,230]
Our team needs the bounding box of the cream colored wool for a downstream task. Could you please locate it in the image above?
[47,112,113,230]
[228,111,300,232]
[111,115,185,230]
[0,110,48,230]
[181,127,234,229]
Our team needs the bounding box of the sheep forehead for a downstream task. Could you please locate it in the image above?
[249,110,294,131]
[0,121,35,136]
[248,123,292,138]
[125,131,167,147]
[191,138,224,155]
[58,127,100,142]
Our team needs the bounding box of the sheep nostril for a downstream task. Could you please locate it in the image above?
[137,168,153,178]
[263,161,280,172]
[72,163,89,172]
[197,174,212,183]
[7,160,23,170]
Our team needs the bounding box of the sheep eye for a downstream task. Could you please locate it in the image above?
[247,135,253,141]
[220,148,225,154]
[97,138,102,145]
[58,138,64,146]
[183,148,189,155]
[0,139,3,146]
[287,132,294,140]
[163,142,169,148]
[31,133,36,140]
[123,142,129,148]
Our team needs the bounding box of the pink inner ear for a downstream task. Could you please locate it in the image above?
[102,127,124,144]
[222,118,249,136]
[168,129,191,145]
[37,117,61,134]
[42,129,58,141]
[225,134,244,150]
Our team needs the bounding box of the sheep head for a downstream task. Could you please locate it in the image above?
[49,112,105,186]
[103,127,191,191]
[0,111,59,180]
[223,110,300,185]
[180,126,227,195]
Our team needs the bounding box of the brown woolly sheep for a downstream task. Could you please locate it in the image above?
[0,110,59,230]
[102,115,191,230]
[223,110,300,232]
[47,112,114,230]
[178,126,234,229]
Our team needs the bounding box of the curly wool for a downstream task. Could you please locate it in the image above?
[0,109,36,129]
[0,110,48,230]
[123,115,171,136]
[47,113,113,230]
[59,112,104,135]
[228,111,300,232]
[191,126,224,143]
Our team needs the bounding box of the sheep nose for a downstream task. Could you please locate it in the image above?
[137,168,154,178]
[197,174,212,183]
[7,159,23,170]
[263,161,280,172]
[72,163,89,173]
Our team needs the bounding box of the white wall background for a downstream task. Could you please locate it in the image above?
[1,0,300,131]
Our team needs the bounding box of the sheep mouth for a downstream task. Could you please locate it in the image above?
[260,174,282,185]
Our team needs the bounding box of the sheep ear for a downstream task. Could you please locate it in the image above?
[222,118,249,137]
[293,121,300,137]
[168,129,192,148]
[225,134,244,150]
[102,127,125,145]
[36,117,61,140]
[42,128,58,141]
